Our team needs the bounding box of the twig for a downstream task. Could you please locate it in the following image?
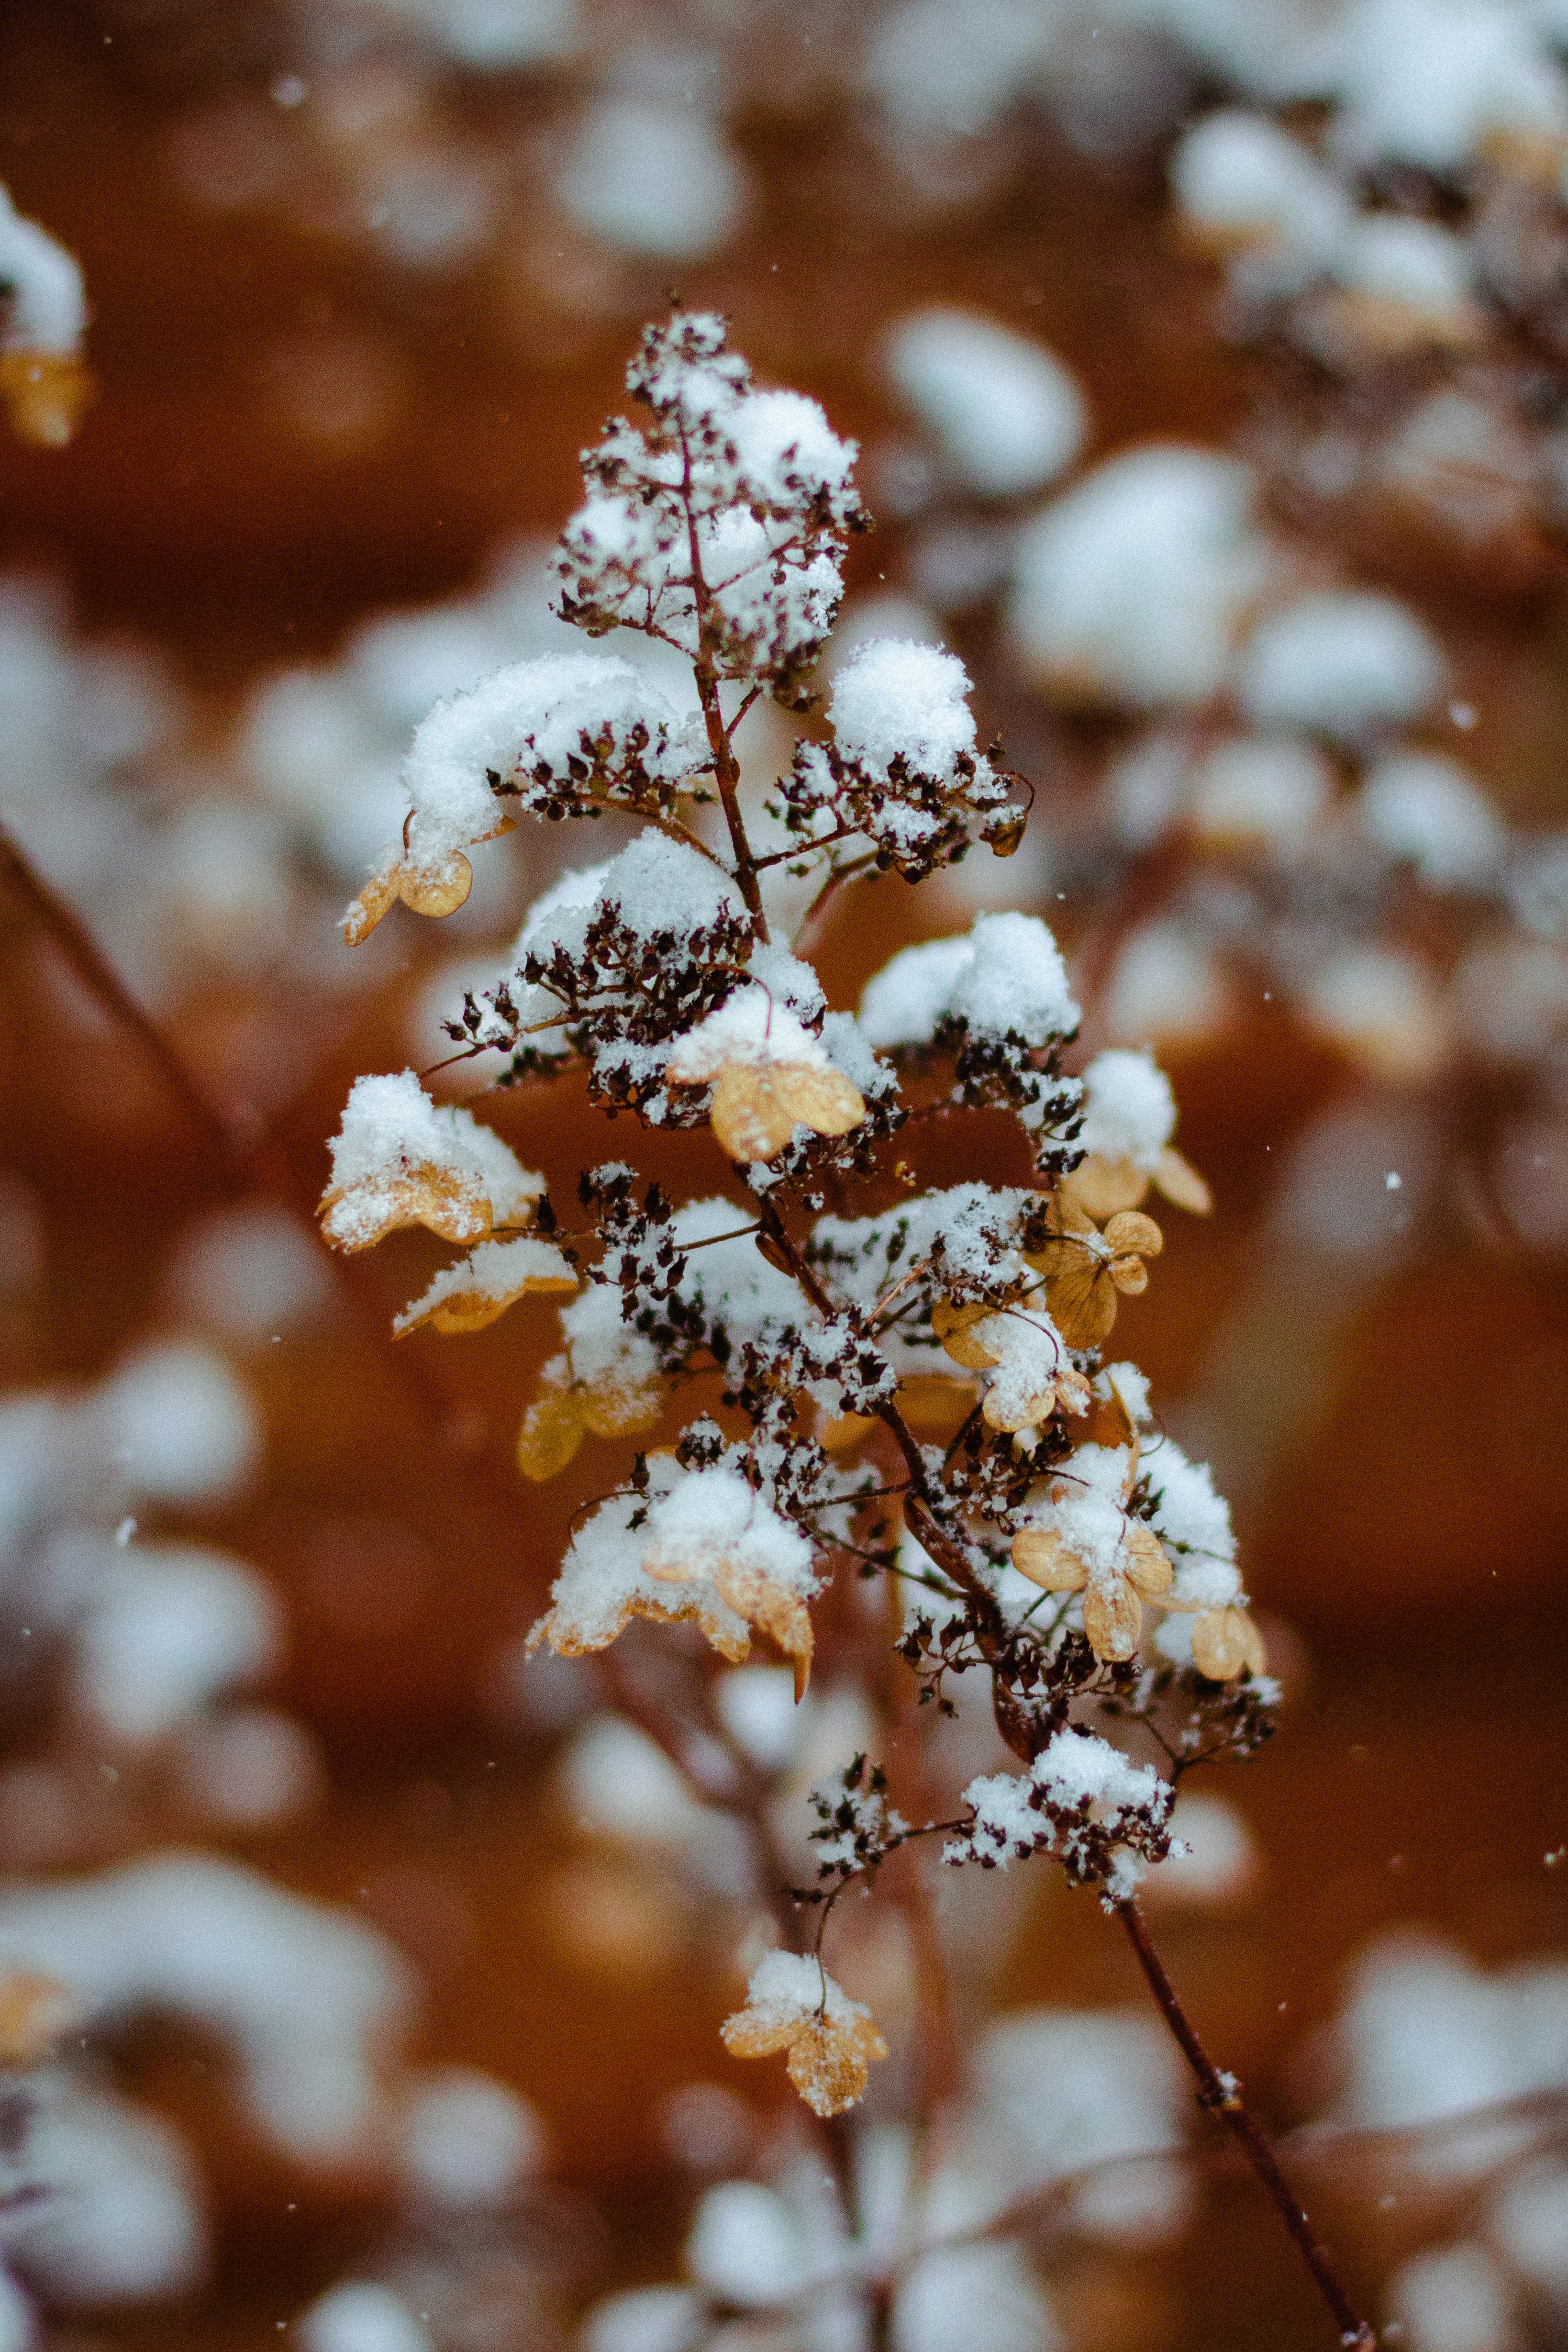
[1114,1894,1376,2351]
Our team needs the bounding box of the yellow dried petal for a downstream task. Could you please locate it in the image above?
[896,1374,978,1426]
[0,349,94,448]
[821,1411,875,1451]
[517,1389,586,1482]
[712,1558,814,1699]
[1012,1526,1088,1592]
[400,850,474,919]
[710,1065,797,1161]
[579,1379,665,1438]
[1110,1255,1150,1296]
[1153,1146,1213,1216]
[1123,1523,1173,1599]
[320,1168,493,1253]
[1192,1607,1267,1681]
[1067,1155,1150,1219]
[1045,1259,1118,1350]
[1104,1210,1164,1259]
[343,866,400,946]
[776,1064,866,1139]
[932,1297,1002,1370]
[1084,1577,1143,1662]
[784,2012,888,2118]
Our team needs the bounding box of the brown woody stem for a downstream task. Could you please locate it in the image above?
[1114,1894,1375,2351]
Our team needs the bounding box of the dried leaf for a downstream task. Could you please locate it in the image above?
[1153,1146,1213,1216]
[722,1988,888,2118]
[0,1970,78,2066]
[1044,1256,1118,1350]
[321,1167,493,1253]
[710,1062,865,1161]
[343,866,400,947]
[897,1374,978,1425]
[1110,1256,1150,1297]
[579,1379,665,1438]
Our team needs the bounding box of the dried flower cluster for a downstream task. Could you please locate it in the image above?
[314,309,1371,2348]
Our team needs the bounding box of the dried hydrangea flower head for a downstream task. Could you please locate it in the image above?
[321,319,1287,2229]
[0,183,92,448]
[721,1950,888,2117]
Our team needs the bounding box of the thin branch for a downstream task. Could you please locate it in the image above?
[1115,1895,1375,2351]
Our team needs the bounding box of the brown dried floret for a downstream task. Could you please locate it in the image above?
[1190,1605,1268,1681]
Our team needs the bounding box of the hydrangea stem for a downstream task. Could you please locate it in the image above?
[1114,1894,1376,2351]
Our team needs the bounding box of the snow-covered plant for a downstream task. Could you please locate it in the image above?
[322,310,1374,2349]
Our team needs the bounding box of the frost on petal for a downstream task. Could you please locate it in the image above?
[720,1949,887,2118]
[393,1237,577,1336]
[320,1072,543,1253]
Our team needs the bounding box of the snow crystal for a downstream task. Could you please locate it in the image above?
[1238,590,1445,739]
[1009,446,1269,707]
[666,986,827,1082]
[11,2082,204,2303]
[399,2068,544,2207]
[1334,0,1567,175]
[1036,1725,1164,1819]
[392,1236,574,1335]
[884,306,1086,497]
[0,1854,412,2162]
[165,1200,334,1347]
[1326,213,1479,348]
[1387,2241,1514,2352]
[323,1070,542,1248]
[857,934,975,1048]
[1359,752,1505,888]
[1077,1050,1177,1169]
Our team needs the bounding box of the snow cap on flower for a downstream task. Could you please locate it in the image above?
[1071,1050,1212,1218]
[529,1457,820,1693]
[320,1072,543,1252]
[859,911,1078,1049]
[393,1236,577,1337]
[721,1949,888,2117]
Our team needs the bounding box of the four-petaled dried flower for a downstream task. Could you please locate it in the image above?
[1012,1436,1174,1661]
[667,986,866,1163]
[721,1949,888,2117]
[1027,1199,1164,1350]
[321,1071,544,1252]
